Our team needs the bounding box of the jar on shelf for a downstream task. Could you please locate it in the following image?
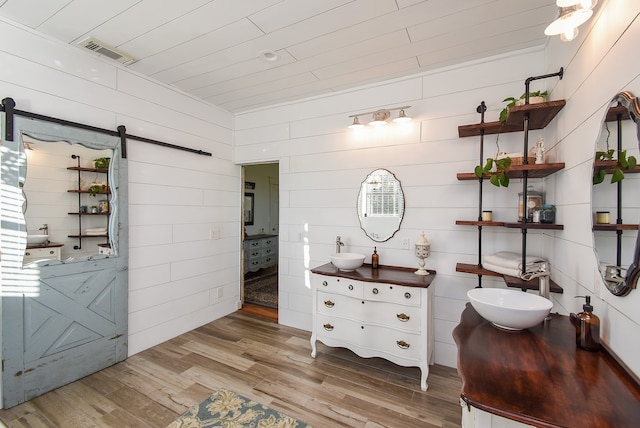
[518,185,544,222]
[99,199,109,213]
[539,204,556,224]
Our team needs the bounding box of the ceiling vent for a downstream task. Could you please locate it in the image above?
[77,37,136,66]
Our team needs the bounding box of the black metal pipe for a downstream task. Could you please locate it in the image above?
[1,97,212,156]
[476,102,487,287]
[616,112,623,268]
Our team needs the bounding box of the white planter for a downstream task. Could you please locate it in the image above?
[515,96,545,106]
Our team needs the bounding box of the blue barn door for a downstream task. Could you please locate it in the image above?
[1,114,128,408]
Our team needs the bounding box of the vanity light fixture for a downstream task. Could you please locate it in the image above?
[347,106,411,129]
[545,0,597,42]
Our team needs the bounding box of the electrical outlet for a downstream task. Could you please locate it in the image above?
[210,227,221,240]
[402,238,410,249]
[217,287,223,298]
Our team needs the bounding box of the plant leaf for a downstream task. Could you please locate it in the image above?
[499,173,509,187]
[627,155,637,170]
[474,165,484,178]
[489,174,500,187]
[611,168,624,183]
[593,169,606,185]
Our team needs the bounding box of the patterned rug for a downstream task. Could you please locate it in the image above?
[167,389,310,428]
[244,270,278,309]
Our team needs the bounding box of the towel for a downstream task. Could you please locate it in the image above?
[482,261,523,278]
[483,251,545,271]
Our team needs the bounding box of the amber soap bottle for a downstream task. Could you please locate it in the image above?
[570,295,601,351]
[372,247,379,269]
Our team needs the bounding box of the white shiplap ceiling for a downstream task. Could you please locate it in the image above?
[0,0,559,112]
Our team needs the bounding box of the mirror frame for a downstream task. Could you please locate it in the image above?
[599,91,640,296]
[14,116,123,264]
[357,168,405,242]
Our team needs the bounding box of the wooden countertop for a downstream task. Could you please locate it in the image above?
[311,262,436,288]
[453,303,640,427]
[26,242,64,249]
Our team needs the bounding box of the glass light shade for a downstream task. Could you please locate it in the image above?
[348,117,365,129]
[544,7,593,36]
[555,0,597,9]
[560,26,579,41]
[369,109,390,126]
[393,109,412,123]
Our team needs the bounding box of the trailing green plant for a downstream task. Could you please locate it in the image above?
[94,157,110,169]
[499,90,549,123]
[88,184,107,197]
[593,121,637,184]
[593,149,637,184]
[475,156,512,187]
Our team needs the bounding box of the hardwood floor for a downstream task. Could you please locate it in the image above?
[0,311,463,427]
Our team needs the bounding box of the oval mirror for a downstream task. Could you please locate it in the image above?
[592,91,640,296]
[357,169,405,242]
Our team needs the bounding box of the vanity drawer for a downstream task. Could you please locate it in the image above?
[317,291,422,332]
[364,282,422,306]
[314,275,363,298]
[315,315,421,362]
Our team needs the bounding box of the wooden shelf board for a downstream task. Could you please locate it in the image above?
[67,166,108,173]
[458,100,566,137]
[505,100,566,128]
[605,105,631,122]
[593,160,640,175]
[68,235,109,239]
[505,275,563,294]
[67,190,111,195]
[457,163,565,181]
[456,263,563,293]
[456,263,502,277]
[68,212,110,216]
[593,224,639,231]
[502,222,564,230]
[455,220,505,227]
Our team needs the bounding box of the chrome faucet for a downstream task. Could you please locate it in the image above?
[39,224,49,235]
[521,261,552,320]
[336,236,344,253]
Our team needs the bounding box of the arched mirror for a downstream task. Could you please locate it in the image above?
[357,169,405,242]
[592,91,640,296]
[12,118,123,266]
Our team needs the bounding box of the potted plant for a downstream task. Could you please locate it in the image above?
[87,183,107,196]
[93,157,110,169]
[499,90,549,123]
[593,149,637,184]
[593,122,638,184]
[475,155,512,187]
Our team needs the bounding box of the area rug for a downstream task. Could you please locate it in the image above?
[167,388,311,428]
[244,271,278,309]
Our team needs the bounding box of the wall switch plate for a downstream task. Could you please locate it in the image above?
[216,287,223,298]
[210,227,221,240]
[402,238,410,249]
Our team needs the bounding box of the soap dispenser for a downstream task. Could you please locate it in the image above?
[372,247,379,269]
[569,295,601,351]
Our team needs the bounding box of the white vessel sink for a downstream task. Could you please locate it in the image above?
[467,288,552,330]
[27,234,49,245]
[330,252,365,271]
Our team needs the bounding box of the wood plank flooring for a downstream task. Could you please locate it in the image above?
[0,311,463,427]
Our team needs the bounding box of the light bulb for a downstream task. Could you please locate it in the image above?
[560,26,579,41]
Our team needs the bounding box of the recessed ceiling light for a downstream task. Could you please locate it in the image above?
[260,50,279,62]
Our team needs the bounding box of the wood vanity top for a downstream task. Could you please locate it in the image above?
[453,304,640,427]
[311,262,436,288]
[26,242,64,249]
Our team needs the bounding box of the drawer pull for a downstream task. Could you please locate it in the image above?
[322,281,328,287]
[397,340,410,349]
[397,313,410,322]
[323,323,334,331]
[324,300,335,308]
[348,284,354,290]
[372,288,379,295]
[25,252,31,256]
[404,292,412,299]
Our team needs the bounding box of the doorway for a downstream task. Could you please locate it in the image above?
[241,163,279,320]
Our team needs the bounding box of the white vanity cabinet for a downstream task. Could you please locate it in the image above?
[243,234,278,274]
[24,244,63,263]
[310,264,435,391]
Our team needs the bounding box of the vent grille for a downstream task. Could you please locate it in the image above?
[77,37,136,65]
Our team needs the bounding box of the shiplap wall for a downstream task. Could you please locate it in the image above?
[0,17,238,357]
[235,0,640,374]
